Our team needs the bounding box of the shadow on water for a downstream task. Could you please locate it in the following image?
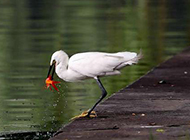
[0,0,190,139]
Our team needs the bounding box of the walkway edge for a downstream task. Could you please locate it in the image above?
[50,47,190,140]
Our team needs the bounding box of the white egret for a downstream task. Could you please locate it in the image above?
[46,50,142,118]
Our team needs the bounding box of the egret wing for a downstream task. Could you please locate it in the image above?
[68,52,137,77]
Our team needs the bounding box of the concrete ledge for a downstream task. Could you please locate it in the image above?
[50,47,190,140]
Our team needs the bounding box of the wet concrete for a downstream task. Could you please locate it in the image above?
[50,47,190,140]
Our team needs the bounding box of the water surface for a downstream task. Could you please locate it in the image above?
[0,0,190,139]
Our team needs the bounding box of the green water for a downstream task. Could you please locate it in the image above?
[0,0,190,139]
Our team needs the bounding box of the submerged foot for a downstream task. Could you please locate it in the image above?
[70,110,97,120]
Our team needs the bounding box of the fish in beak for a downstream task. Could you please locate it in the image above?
[45,60,60,91]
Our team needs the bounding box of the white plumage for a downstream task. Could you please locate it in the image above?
[47,50,142,118]
[50,50,142,82]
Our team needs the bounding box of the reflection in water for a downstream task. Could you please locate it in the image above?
[0,0,190,139]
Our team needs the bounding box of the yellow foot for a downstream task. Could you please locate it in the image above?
[70,110,97,120]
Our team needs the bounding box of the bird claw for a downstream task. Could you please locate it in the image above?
[70,110,97,120]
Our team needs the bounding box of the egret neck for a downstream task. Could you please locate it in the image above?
[55,61,69,81]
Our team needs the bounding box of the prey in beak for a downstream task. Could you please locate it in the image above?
[45,60,60,91]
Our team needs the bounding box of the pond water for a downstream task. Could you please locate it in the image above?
[0,0,190,139]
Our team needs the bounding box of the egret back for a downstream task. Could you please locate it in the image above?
[68,51,141,78]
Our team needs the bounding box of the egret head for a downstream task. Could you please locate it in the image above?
[50,50,68,66]
[47,50,68,79]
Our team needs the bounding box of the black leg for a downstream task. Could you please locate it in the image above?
[87,77,107,117]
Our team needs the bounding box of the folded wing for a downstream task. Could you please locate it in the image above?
[68,51,142,77]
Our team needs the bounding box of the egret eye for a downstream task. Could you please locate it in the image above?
[52,60,58,65]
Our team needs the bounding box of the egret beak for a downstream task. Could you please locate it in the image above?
[45,60,60,91]
[47,61,56,79]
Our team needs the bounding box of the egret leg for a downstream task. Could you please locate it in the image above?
[70,77,106,120]
[87,77,107,117]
